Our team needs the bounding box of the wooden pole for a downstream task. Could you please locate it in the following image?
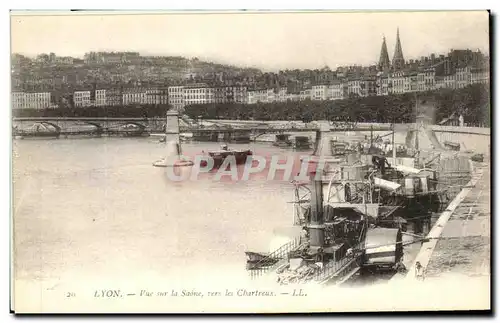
[392,118,396,161]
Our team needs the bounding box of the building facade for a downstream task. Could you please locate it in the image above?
[168,86,185,109]
[105,88,123,106]
[95,89,107,106]
[122,88,146,105]
[247,88,275,104]
[12,92,52,109]
[183,84,214,106]
[232,87,247,104]
[74,91,92,107]
[312,85,327,101]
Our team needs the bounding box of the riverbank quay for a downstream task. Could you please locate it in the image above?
[408,158,490,280]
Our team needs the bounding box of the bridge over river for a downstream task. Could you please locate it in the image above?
[12,116,490,154]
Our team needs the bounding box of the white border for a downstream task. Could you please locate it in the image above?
[2,2,498,322]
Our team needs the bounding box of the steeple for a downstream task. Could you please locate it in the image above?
[392,27,405,70]
[377,35,390,71]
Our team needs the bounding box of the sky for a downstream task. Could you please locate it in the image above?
[10,10,490,71]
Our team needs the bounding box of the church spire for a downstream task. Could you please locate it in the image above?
[392,27,405,70]
[377,35,390,71]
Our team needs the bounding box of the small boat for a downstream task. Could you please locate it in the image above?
[294,136,312,150]
[199,144,253,168]
[273,134,293,148]
[158,134,191,143]
[443,141,461,151]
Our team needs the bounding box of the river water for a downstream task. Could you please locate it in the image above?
[11,132,487,313]
[13,137,316,287]
[12,133,465,284]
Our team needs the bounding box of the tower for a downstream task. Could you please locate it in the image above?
[392,28,405,70]
[377,35,391,71]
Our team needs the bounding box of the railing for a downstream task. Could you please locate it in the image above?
[249,237,302,278]
[311,242,363,284]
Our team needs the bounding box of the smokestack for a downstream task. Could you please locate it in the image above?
[309,178,325,248]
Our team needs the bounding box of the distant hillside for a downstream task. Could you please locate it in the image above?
[11,53,264,92]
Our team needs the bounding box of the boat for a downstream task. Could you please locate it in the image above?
[199,144,253,168]
[273,134,293,148]
[294,136,312,150]
[443,141,461,151]
[245,174,405,286]
[244,153,405,285]
[225,130,251,143]
[192,130,218,142]
[243,130,440,285]
[157,133,191,143]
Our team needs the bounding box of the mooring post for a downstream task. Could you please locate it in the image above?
[165,109,181,155]
[153,109,193,167]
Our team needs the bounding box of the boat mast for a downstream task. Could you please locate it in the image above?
[392,117,396,161]
[414,93,419,165]
[370,125,374,152]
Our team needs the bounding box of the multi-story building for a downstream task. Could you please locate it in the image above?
[106,88,123,106]
[167,86,185,109]
[471,67,489,84]
[312,85,328,101]
[207,87,215,104]
[95,89,107,106]
[286,93,300,101]
[144,89,168,105]
[407,72,418,92]
[299,89,312,101]
[11,92,26,109]
[232,87,247,104]
[376,72,390,96]
[326,82,345,100]
[416,68,436,92]
[443,74,456,89]
[247,88,274,104]
[435,76,446,89]
[10,92,52,110]
[183,83,213,106]
[25,92,52,109]
[347,79,364,97]
[275,88,288,102]
[84,51,141,65]
[122,88,146,105]
[74,91,92,107]
[266,89,276,103]
[214,86,235,104]
[391,71,406,94]
[360,78,377,96]
[456,66,472,89]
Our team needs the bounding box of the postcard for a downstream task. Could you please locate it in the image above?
[10,10,491,314]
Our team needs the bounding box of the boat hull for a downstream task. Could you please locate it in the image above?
[200,150,253,168]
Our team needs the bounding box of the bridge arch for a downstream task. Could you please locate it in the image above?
[38,122,61,132]
[120,122,147,129]
[82,121,104,129]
